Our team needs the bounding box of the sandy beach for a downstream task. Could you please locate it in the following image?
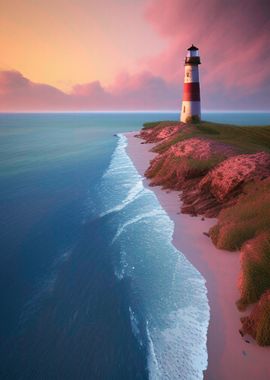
[125,131,270,380]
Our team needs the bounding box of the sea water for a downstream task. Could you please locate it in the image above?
[0,112,269,379]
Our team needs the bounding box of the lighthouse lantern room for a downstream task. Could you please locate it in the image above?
[180,45,201,123]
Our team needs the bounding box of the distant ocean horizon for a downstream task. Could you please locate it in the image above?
[0,111,269,379]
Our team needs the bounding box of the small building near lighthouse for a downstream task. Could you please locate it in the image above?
[180,45,201,123]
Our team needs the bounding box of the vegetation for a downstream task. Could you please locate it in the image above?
[185,115,201,124]
[240,290,270,346]
[186,156,224,174]
[209,179,270,251]
[142,121,176,130]
[153,131,196,154]
[143,120,270,153]
[209,178,270,328]
[237,232,270,309]
[254,295,270,346]
[146,156,166,179]
[146,155,224,190]
[141,119,270,344]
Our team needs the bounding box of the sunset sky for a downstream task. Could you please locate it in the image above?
[1,0,270,111]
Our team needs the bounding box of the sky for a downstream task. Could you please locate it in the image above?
[0,0,270,111]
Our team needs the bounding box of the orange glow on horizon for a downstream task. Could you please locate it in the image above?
[1,0,269,111]
[0,0,164,92]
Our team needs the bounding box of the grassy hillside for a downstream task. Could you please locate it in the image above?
[210,178,270,252]
[143,120,270,153]
[141,119,270,345]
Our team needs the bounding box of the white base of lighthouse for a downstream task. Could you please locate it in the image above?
[180,101,201,123]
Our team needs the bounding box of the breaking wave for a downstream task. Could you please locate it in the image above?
[99,134,210,380]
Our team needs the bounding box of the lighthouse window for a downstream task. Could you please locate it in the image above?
[187,72,189,77]
[183,106,186,113]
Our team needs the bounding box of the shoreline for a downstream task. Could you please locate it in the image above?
[125,131,270,380]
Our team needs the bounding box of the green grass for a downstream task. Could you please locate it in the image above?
[240,289,270,346]
[195,121,270,152]
[237,233,270,308]
[153,131,196,154]
[145,155,223,190]
[143,119,270,343]
[185,115,201,124]
[209,179,270,251]
[145,156,166,178]
[255,296,270,346]
[187,156,224,173]
[145,120,270,154]
[210,222,257,251]
[209,179,270,310]
[142,120,177,130]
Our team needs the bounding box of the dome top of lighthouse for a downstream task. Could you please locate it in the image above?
[185,44,201,64]
[187,44,199,51]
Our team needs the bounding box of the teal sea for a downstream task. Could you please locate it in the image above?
[0,112,269,379]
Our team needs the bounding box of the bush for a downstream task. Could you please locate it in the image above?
[256,299,270,346]
[209,178,270,251]
[187,156,223,173]
[238,233,270,307]
[240,290,270,346]
[210,221,257,251]
[145,156,165,178]
[145,154,222,190]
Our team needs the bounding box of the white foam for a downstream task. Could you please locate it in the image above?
[147,303,209,380]
[99,134,153,217]
[129,306,143,346]
[114,249,128,281]
[111,208,165,244]
[99,133,210,380]
[146,322,161,379]
[99,180,145,217]
[102,134,128,179]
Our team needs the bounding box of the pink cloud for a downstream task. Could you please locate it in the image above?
[73,71,180,109]
[0,0,269,112]
[0,64,269,112]
[0,70,179,111]
[72,81,108,97]
[0,70,29,93]
[144,0,270,104]
[0,71,69,110]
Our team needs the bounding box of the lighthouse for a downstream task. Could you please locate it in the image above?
[180,45,201,123]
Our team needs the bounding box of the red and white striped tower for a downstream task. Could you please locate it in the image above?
[180,44,201,123]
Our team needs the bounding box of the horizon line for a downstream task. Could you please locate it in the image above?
[0,110,270,114]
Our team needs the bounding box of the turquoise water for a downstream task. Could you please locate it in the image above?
[0,112,269,379]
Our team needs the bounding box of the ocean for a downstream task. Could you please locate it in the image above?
[0,112,269,380]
